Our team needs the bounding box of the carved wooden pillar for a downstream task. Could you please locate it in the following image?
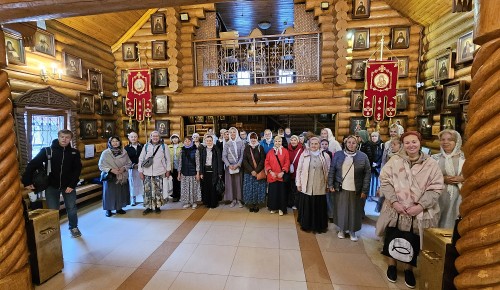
[455,0,500,289]
[0,72,32,289]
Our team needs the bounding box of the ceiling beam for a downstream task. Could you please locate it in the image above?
[0,0,234,24]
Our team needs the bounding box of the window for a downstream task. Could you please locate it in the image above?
[237,71,251,86]
[27,111,67,159]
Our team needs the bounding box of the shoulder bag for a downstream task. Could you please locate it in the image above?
[382,214,420,266]
[289,148,302,173]
[274,151,290,183]
[227,143,240,174]
[32,147,52,192]
[338,160,354,191]
[141,145,161,168]
[250,147,266,180]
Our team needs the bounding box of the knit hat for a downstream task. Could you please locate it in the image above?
[170,134,180,142]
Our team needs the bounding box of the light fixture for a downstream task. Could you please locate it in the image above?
[40,63,62,82]
[180,13,189,21]
[321,2,329,10]
[258,21,271,30]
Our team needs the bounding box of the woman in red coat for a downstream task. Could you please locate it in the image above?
[265,136,290,216]
[287,135,304,210]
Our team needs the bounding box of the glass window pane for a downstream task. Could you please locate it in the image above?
[30,114,65,158]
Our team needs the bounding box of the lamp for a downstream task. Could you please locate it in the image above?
[257,21,271,30]
[180,13,189,21]
[321,2,330,10]
[40,63,62,82]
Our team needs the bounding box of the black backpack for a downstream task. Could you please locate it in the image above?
[32,147,52,192]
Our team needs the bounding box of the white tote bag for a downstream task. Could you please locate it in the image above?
[162,175,173,200]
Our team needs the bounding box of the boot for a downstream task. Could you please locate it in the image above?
[131,196,136,206]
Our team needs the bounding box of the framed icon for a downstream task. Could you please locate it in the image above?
[121,70,128,88]
[152,40,166,60]
[350,90,364,111]
[417,115,432,139]
[100,97,114,115]
[352,28,370,50]
[123,120,139,136]
[186,125,196,136]
[63,52,83,79]
[440,114,460,131]
[80,119,98,139]
[434,52,455,82]
[390,56,409,78]
[391,27,410,49]
[32,29,55,57]
[102,120,116,139]
[79,92,95,114]
[154,95,168,114]
[4,30,26,65]
[155,120,170,137]
[391,115,408,130]
[349,116,367,134]
[207,116,215,123]
[443,80,465,109]
[456,31,475,65]
[153,68,168,87]
[87,69,103,92]
[396,89,409,110]
[424,87,440,111]
[122,42,138,61]
[351,58,366,80]
[195,116,205,123]
[151,13,166,34]
[352,0,370,19]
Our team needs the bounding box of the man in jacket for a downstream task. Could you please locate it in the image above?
[22,129,83,238]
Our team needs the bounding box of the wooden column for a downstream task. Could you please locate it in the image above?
[0,70,32,289]
[455,0,500,289]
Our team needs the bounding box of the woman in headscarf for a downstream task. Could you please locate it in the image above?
[432,129,465,228]
[192,133,203,149]
[138,131,172,215]
[216,129,229,152]
[287,135,304,210]
[320,128,342,153]
[199,135,223,208]
[356,129,370,153]
[265,135,290,216]
[259,129,274,154]
[124,131,143,206]
[242,132,267,212]
[222,127,245,207]
[328,135,371,241]
[178,136,201,209]
[99,136,133,217]
[376,131,443,288]
[296,137,331,233]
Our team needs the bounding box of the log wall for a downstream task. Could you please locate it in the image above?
[6,21,116,180]
[420,11,474,151]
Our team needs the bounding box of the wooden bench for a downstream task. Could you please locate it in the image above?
[58,183,102,210]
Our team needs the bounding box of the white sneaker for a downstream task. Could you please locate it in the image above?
[229,200,236,208]
[292,206,297,210]
[238,200,243,208]
[183,204,191,209]
[278,210,284,216]
[192,204,198,209]
[337,231,345,239]
[350,232,358,242]
[270,210,276,214]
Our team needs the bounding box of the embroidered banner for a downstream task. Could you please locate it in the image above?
[363,60,399,122]
[126,68,152,122]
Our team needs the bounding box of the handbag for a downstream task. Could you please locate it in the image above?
[227,143,240,175]
[215,176,225,196]
[100,170,116,182]
[163,175,173,200]
[249,147,266,180]
[32,147,52,192]
[382,214,420,266]
[274,151,290,183]
[141,145,161,168]
[289,148,302,174]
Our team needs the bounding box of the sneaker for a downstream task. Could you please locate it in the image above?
[350,232,358,242]
[270,210,276,214]
[229,200,237,208]
[131,197,137,206]
[237,200,243,208]
[116,209,126,214]
[404,270,416,288]
[155,208,161,214]
[292,206,297,210]
[183,204,191,209]
[143,208,153,215]
[278,210,284,216]
[105,210,112,217]
[387,265,397,283]
[254,207,259,213]
[70,228,82,238]
[337,231,345,239]
[192,204,198,209]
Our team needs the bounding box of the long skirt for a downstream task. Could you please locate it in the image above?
[143,175,165,209]
[242,173,267,205]
[223,168,242,201]
[326,191,334,219]
[288,179,299,208]
[180,175,201,205]
[171,168,181,199]
[438,189,461,228]
[201,171,219,208]
[267,181,287,213]
[128,168,144,197]
[333,189,363,232]
[298,193,328,233]
[368,170,380,197]
[103,181,130,210]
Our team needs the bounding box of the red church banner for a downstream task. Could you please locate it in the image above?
[363,60,399,122]
[126,68,152,122]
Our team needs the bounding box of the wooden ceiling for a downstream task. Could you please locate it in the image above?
[57,10,148,47]
[216,0,294,36]
[382,0,453,27]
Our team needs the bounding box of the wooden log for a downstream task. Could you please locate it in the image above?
[47,21,111,54]
[169,105,348,116]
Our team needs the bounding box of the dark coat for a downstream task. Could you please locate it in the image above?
[124,143,143,165]
[199,145,224,185]
[365,140,384,170]
[327,151,371,194]
[180,146,197,176]
[242,144,266,174]
[22,139,82,190]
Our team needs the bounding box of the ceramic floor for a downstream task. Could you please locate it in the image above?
[34,198,419,289]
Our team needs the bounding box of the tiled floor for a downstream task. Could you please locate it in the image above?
[35,199,419,289]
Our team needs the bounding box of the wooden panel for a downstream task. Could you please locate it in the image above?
[383,0,453,26]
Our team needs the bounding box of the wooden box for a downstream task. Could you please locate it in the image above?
[420,228,453,290]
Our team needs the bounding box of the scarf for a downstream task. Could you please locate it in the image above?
[183,142,194,149]
[249,132,259,148]
[265,132,273,144]
[273,145,283,155]
[439,130,463,199]
[310,150,321,156]
[108,140,123,157]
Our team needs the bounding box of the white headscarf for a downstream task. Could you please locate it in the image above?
[323,128,342,152]
[228,127,241,158]
[264,129,273,145]
[439,129,463,199]
[273,135,283,154]
[248,132,259,148]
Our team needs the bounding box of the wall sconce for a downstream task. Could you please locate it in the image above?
[180,13,189,22]
[321,2,330,10]
[40,63,62,82]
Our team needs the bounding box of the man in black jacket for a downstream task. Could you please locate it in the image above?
[22,130,83,238]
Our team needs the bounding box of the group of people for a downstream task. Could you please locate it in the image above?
[22,123,466,289]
